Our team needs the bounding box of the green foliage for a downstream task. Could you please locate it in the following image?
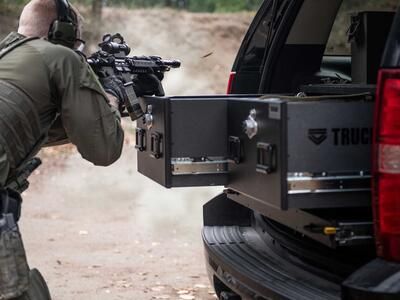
[0,0,28,14]
[93,0,264,12]
[214,0,263,12]
[187,0,216,12]
[0,0,28,4]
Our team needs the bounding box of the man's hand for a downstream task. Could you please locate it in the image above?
[99,75,127,110]
[106,93,120,111]
[133,73,165,97]
[99,73,165,118]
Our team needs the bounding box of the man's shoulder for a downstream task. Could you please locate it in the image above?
[0,33,76,60]
[29,39,82,63]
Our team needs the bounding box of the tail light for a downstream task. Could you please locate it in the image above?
[227,71,236,94]
[373,69,400,262]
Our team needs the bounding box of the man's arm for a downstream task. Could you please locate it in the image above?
[44,93,121,148]
[44,115,70,147]
[45,45,124,166]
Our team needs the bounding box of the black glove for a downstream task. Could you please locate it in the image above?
[99,75,127,105]
[132,73,165,97]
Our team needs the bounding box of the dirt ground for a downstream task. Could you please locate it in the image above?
[6,7,255,300]
[21,140,221,300]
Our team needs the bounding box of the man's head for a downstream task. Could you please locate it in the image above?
[18,0,83,48]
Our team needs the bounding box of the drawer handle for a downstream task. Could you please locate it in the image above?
[256,143,276,174]
[135,128,146,152]
[150,132,163,159]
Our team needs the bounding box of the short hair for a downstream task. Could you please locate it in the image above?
[18,0,83,39]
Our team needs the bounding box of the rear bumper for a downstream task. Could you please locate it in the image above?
[203,226,340,300]
[203,226,400,300]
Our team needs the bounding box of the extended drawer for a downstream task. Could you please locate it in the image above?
[136,96,229,188]
[137,94,373,210]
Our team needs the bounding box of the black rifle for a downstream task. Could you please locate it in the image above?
[6,158,42,194]
[87,33,181,121]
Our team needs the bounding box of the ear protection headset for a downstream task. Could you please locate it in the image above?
[48,0,77,48]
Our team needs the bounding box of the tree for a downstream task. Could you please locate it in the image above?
[86,0,103,48]
[92,0,103,21]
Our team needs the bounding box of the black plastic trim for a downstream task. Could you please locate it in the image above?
[254,214,375,282]
[342,258,400,300]
[381,6,400,68]
[259,0,304,93]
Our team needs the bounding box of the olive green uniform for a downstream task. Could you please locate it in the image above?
[0,32,124,299]
[0,32,124,186]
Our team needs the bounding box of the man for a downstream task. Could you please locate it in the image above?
[0,0,161,299]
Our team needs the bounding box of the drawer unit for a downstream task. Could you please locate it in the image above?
[227,98,373,210]
[137,95,373,210]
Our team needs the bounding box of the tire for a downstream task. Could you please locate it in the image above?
[14,269,52,300]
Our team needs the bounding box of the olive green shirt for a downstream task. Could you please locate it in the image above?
[0,32,124,185]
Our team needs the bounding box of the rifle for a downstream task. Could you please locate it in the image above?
[87,33,181,121]
[6,158,42,194]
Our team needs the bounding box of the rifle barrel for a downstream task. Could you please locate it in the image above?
[161,60,181,68]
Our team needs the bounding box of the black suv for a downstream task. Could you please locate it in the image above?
[136,0,400,299]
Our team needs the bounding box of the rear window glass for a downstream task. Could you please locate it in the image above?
[325,0,398,55]
[240,0,289,71]
[241,16,271,69]
[240,4,272,70]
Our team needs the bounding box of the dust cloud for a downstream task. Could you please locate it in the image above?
[100,8,253,94]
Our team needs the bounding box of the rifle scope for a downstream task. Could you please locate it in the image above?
[100,42,131,55]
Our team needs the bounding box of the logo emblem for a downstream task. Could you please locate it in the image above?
[308,129,327,145]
